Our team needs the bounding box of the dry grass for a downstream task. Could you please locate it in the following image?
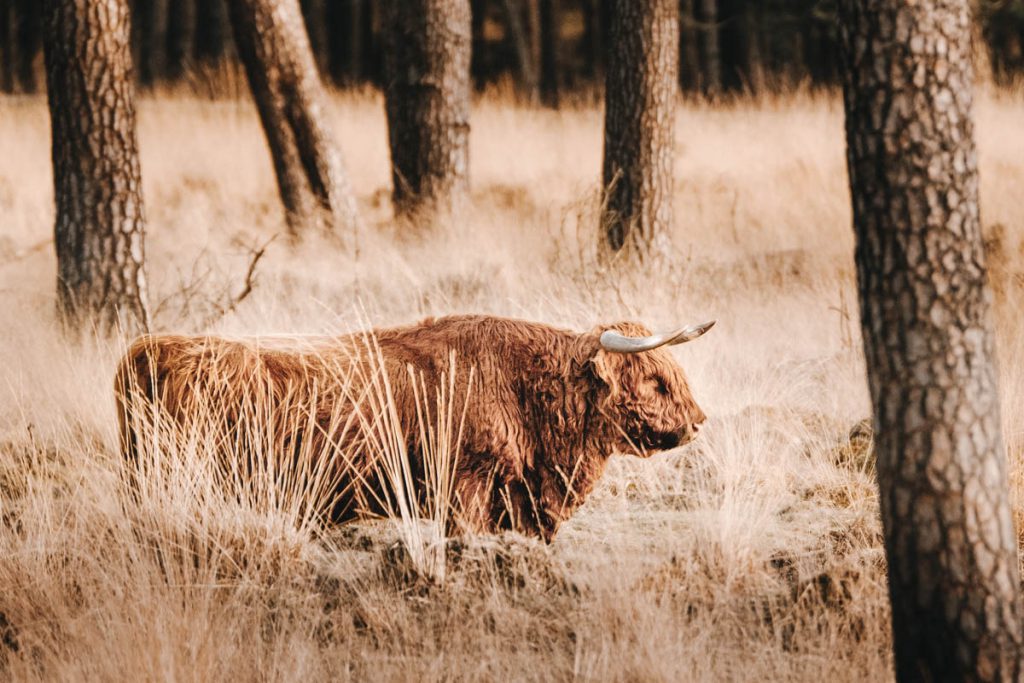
[1,86,1024,681]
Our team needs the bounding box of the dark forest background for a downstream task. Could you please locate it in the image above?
[2,0,1023,99]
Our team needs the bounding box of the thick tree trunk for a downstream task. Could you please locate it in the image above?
[43,0,150,334]
[697,0,719,95]
[383,0,472,221]
[601,0,678,256]
[538,0,559,107]
[227,0,360,237]
[838,1,1024,680]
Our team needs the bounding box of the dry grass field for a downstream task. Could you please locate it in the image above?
[2,87,1024,681]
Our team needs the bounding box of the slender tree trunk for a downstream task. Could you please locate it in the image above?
[43,0,150,334]
[383,0,472,221]
[838,1,1024,679]
[601,0,678,256]
[227,0,360,237]
[538,0,559,107]
[678,0,700,92]
[697,0,719,95]
[166,0,196,80]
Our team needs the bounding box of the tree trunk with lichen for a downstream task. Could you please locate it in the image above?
[228,0,359,237]
[383,0,472,221]
[838,1,1024,679]
[601,0,678,257]
[43,0,150,335]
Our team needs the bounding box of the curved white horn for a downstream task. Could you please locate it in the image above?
[599,320,716,354]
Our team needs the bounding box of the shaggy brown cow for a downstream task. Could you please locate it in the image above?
[115,315,713,541]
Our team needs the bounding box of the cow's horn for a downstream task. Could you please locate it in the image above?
[599,321,716,354]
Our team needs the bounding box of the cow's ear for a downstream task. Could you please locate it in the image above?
[591,348,624,396]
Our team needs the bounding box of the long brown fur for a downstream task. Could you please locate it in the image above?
[114,314,707,541]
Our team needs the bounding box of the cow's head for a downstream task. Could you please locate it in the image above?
[587,320,713,455]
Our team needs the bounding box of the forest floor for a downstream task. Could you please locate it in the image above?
[2,88,1024,681]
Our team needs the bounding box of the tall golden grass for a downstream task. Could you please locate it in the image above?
[1,86,1023,680]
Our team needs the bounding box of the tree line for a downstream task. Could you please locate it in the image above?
[6,1,1024,97]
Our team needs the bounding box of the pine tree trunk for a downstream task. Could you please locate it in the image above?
[383,0,472,221]
[697,0,719,95]
[227,0,360,237]
[601,0,678,256]
[538,0,559,107]
[43,0,150,335]
[838,1,1024,679]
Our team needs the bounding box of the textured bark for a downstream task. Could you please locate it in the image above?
[43,0,150,334]
[538,0,559,107]
[601,0,678,256]
[228,0,360,237]
[383,0,472,221]
[838,1,1024,680]
[697,0,719,95]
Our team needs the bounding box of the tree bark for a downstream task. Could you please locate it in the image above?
[838,1,1024,680]
[227,0,360,237]
[43,0,150,335]
[601,0,678,256]
[383,0,472,221]
[697,0,720,95]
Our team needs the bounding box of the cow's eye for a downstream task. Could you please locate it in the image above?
[653,377,669,395]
